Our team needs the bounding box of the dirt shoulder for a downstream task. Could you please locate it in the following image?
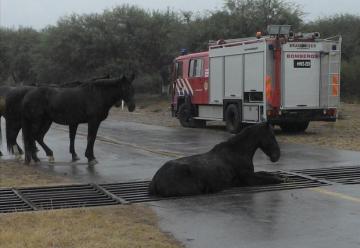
[0,161,73,188]
[111,95,360,152]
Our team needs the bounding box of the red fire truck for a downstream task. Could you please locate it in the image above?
[171,25,342,133]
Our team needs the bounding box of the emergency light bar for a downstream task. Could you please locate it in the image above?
[267,25,291,36]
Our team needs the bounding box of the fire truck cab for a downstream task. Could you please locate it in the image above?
[171,25,342,133]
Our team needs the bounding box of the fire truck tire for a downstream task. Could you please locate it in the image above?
[295,121,309,132]
[178,103,205,128]
[225,104,242,133]
[280,121,309,133]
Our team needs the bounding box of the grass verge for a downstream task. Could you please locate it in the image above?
[0,205,181,248]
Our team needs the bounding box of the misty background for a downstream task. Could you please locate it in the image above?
[0,0,360,97]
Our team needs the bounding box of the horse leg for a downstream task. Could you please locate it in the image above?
[85,120,100,166]
[28,121,44,164]
[35,120,54,162]
[23,131,37,164]
[69,124,80,162]
[6,120,23,159]
[242,171,284,186]
[253,171,285,184]
[22,117,35,165]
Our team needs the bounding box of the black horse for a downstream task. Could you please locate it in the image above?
[149,123,283,197]
[5,86,55,160]
[22,75,135,165]
[5,76,110,161]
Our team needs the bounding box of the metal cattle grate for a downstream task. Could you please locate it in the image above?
[18,184,120,210]
[0,170,331,214]
[222,171,327,195]
[101,171,327,203]
[101,181,157,203]
[0,189,33,213]
[293,166,360,185]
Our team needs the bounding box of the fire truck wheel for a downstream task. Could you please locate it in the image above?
[280,121,309,133]
[178,103,205,128]
[295,121,309,132]
[225,104,242,133]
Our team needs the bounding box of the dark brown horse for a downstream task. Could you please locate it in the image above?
[22,75,135,165]
[149,123,283,197]
[5,76,110,161]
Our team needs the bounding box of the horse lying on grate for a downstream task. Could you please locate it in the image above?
[149,123,284,197]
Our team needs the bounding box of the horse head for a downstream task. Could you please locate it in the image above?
[259,122,280,162]
[115,74,136,112]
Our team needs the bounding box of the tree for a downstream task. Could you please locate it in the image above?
[224,0,304,35]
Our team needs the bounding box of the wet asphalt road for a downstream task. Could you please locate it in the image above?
[2,119,360,248]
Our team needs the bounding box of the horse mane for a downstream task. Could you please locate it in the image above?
[211,123,267,152]
[79,77,124,90]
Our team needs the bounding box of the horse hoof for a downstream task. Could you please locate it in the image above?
[48,156,55,163]
[72,156,80,162]
[88,159,98,166]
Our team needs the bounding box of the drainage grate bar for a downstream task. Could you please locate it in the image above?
[22,190,102,197]
[293,166,360,173]
[29,195,114,202]
[18,184,119,211]
[0,189,34,213]
[92,184,129,205]
[12,189,38,211]
[294,166,360,185]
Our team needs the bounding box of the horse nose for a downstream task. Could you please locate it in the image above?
[270,151,280,162]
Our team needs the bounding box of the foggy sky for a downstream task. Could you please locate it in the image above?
[0,0,359,29]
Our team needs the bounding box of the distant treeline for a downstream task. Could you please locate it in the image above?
[0,0,359,97]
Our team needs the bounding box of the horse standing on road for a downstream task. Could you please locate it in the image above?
[149,123,283,197]
[4,76,110,161]
[22,75,136,165]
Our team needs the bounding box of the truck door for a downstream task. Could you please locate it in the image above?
[209,57,224,104]
[282,52,320,108]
